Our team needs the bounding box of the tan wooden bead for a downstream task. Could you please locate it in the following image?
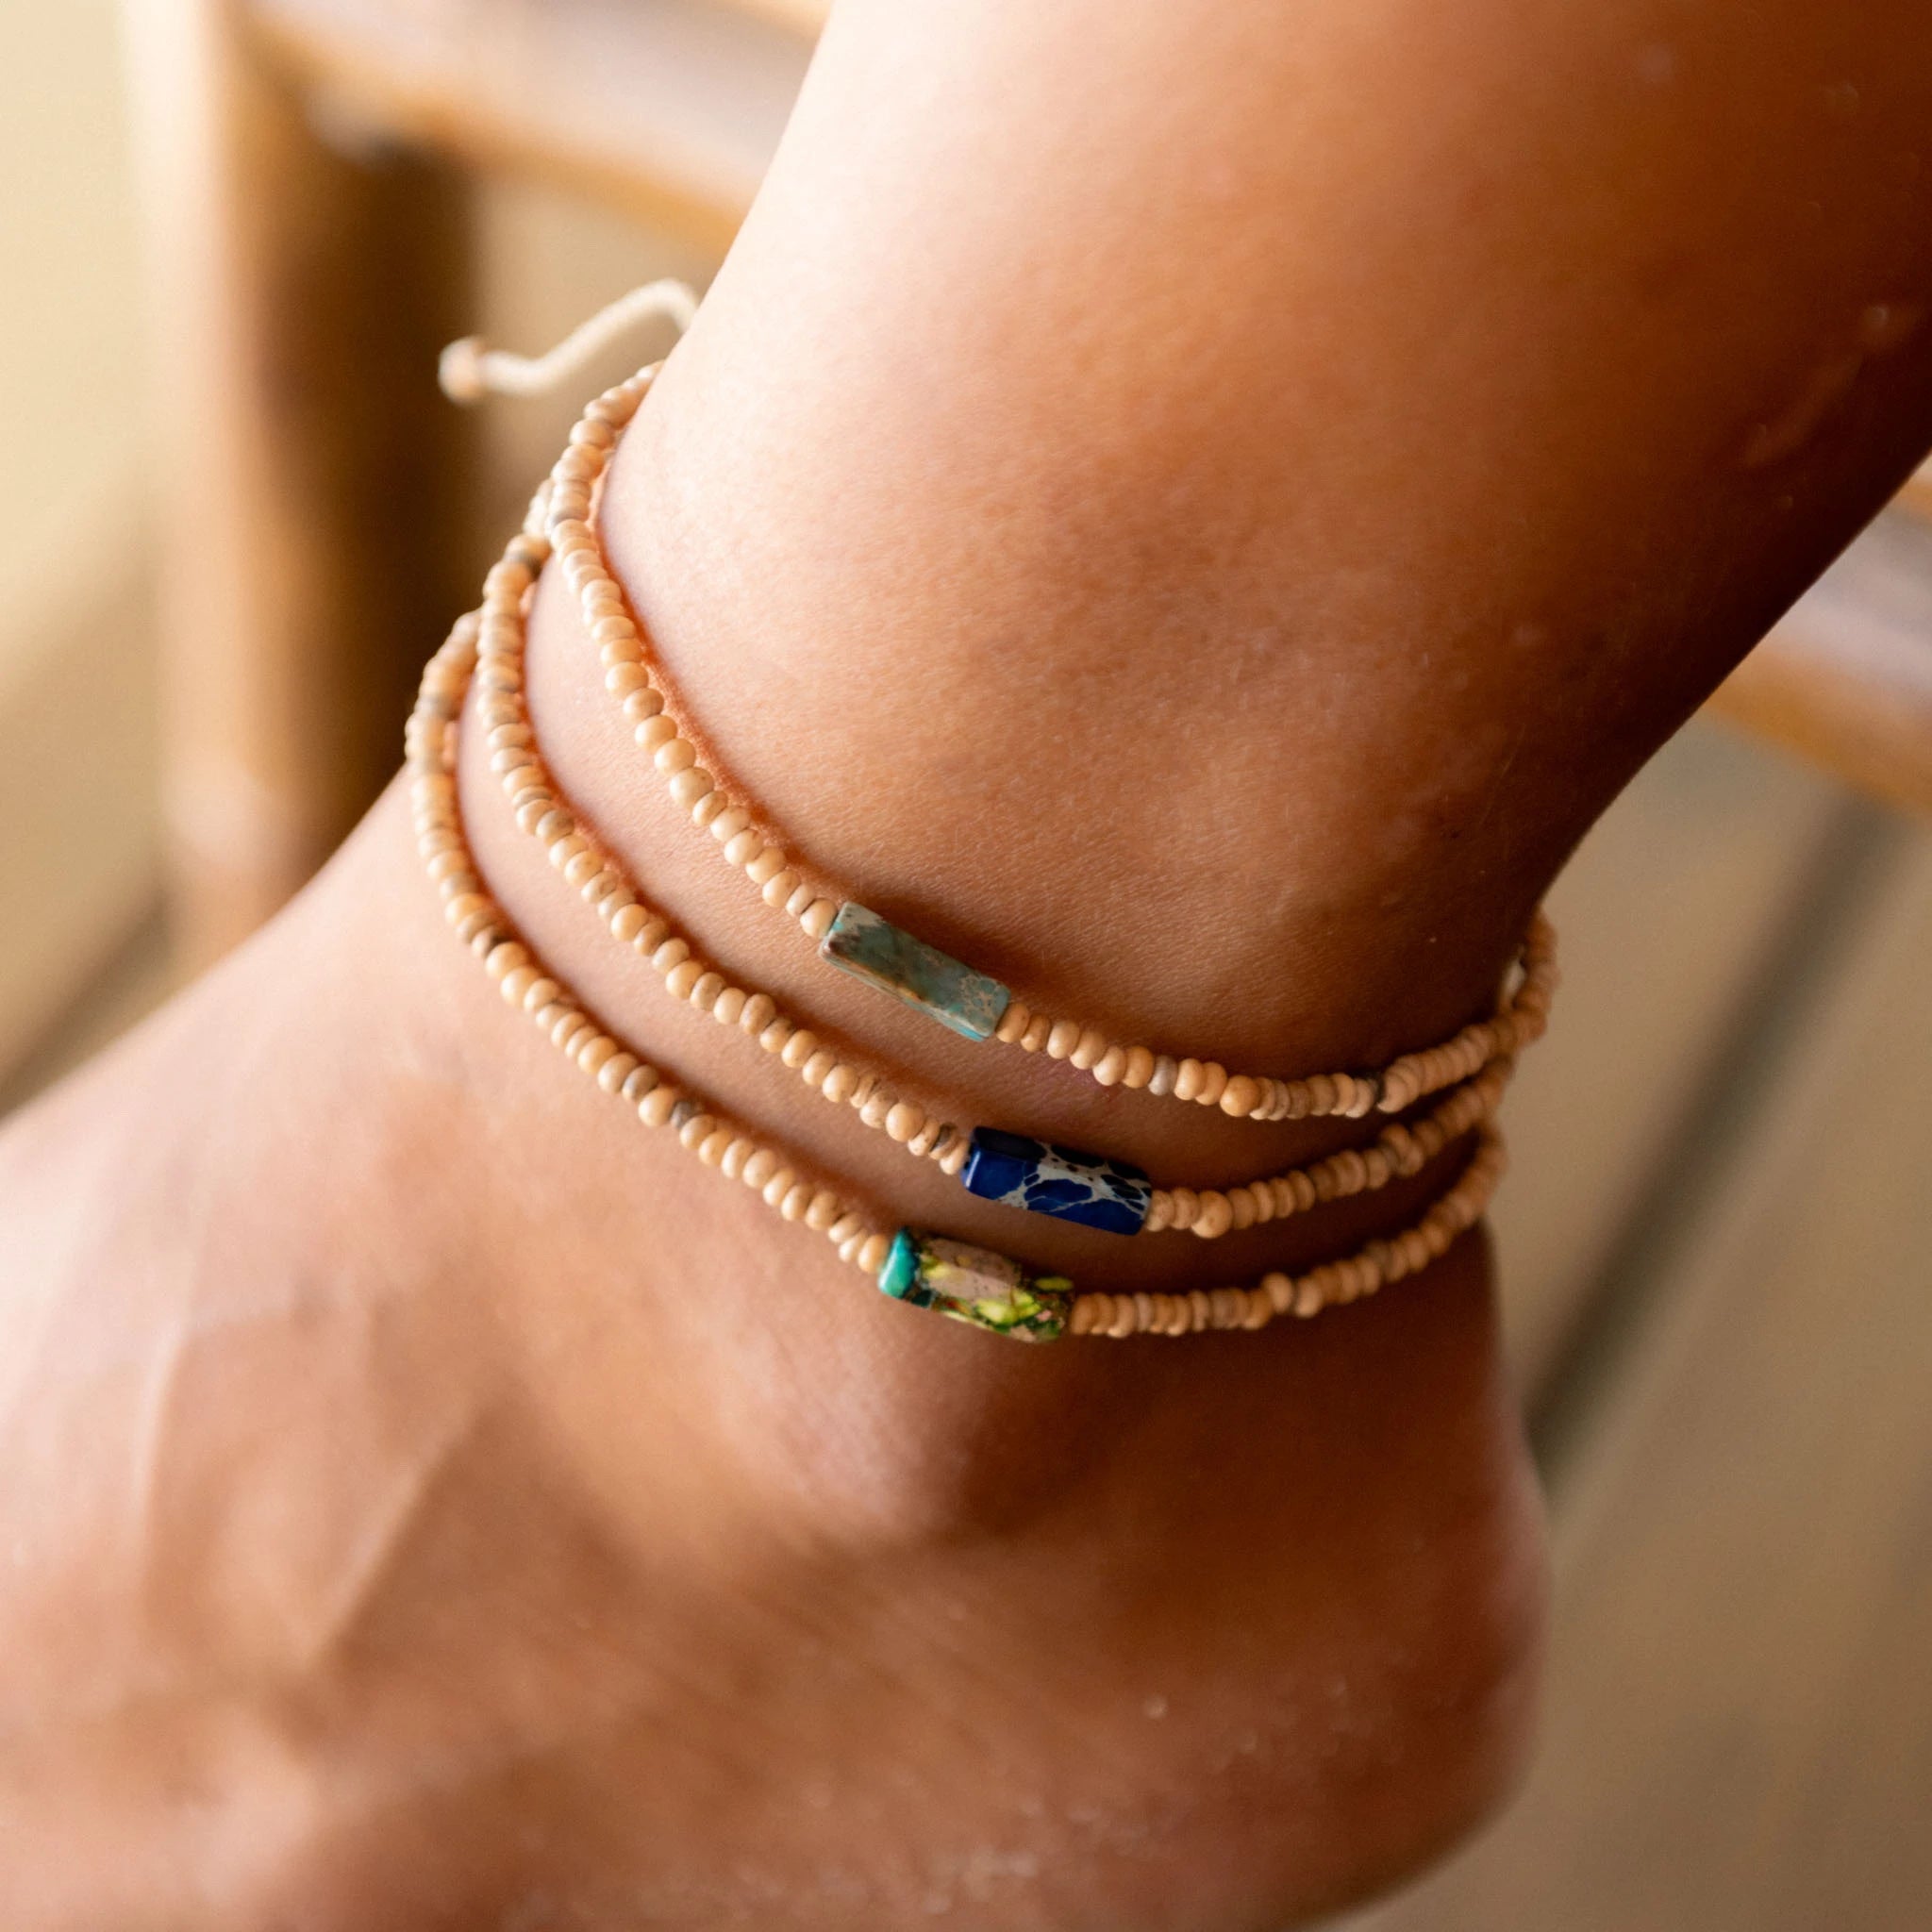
[856,1233,891,1274]
[805,1191,841,1232]
[675,1112,717,1152]
[1045,1020,1082,1061]
[994,1002,1032,1045]
[668,767,712,809]
[801,1050,838,1090]
[655,738,698,776]
[1148,1055,1179,1097]
[651,938,691,974]
[884,1103,924,1143]
[777,1183,812,1222]
[708,806,750,843]
[697,1128,734,1168]
[779,1028,818,1071]
[1069,1028,1108,1072]
[859,1087,896,1130]
[575,1033,617,1075]
[1219,1074,1262,1119]
[762,869,801,908]
[664,959,703,1001]
[802,900,838,940]
[740,992,776,1035]
[520,975,561,1013]
[784,882,816,919]
[724,829,762,867]
[1174,1058,1205,1102]
[1194,1062,1228,1108]
[1191,1191,1234,1241]
[821,1063,858,1106]
[759,1167,796,1208]
[827,1212,865,1247]
[1019,1014,1053,1054]
[1091,1046,1129,1087]
[1167,1186,1200,1230]
[687,970,725,1012]
[1122,1045,1156,1090]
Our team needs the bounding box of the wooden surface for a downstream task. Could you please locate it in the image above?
[123,0,478,963]
[1711,508,1932,817]
[1357,820,1932,1932]
[1490,723,1848,1392]
[247,0,813,253]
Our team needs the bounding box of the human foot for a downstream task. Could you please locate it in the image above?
[0,776,1543,1929]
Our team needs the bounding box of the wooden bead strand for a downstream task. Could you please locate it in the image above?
[409,598,1510,1343]
[1141,1056,1512,1238]
[1065,1124,1507,1338]
[409,607,893,1278]
[471,521,974,1181]
[532,359,1557,1122]
[476,517,1519,1241]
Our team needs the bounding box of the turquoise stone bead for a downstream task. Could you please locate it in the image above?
[876,1229,1072,1341]
[818,903,1010,1041]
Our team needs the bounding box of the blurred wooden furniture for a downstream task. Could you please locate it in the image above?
[125,0,1932,967]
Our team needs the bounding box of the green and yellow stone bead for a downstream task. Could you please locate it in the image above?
[876,1229,1073,1341]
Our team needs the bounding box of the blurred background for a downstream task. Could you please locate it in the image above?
[3,1,1929,1923]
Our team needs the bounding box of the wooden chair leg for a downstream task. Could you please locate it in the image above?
[122,0,476,966]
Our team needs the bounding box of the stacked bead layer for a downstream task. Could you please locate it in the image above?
[408,594,893,1280]
[539,367,1558,1120]
[475,455,1530,1244]
[410,520,1511,1339]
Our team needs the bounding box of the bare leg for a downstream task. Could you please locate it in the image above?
[3,1,1930,1925]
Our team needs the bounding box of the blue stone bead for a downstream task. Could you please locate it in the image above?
[960,1127,1152,1236]
[875,1228,1072,1341]
[818,903,1010,1041]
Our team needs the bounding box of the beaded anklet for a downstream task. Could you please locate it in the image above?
[474,515,1520,1243]
[412,599,1507,1342]
[527,361,1558,1124]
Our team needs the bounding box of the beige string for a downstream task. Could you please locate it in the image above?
[439,279,699,405]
